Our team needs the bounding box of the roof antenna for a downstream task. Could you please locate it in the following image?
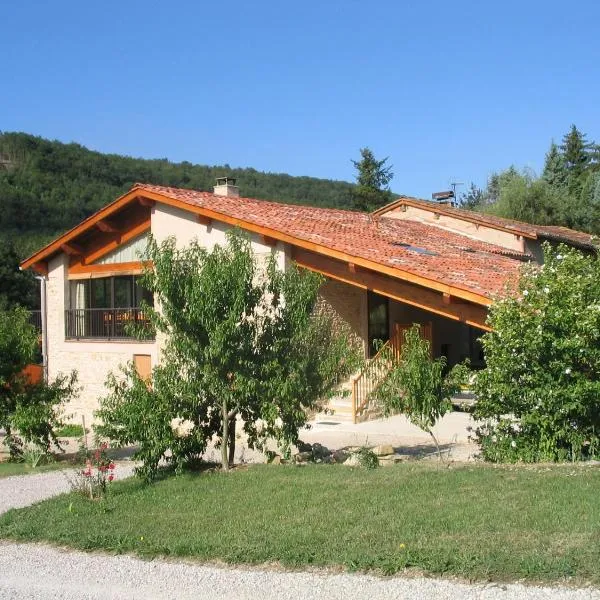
[450,180,464,205]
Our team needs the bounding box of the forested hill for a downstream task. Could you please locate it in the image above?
[0,132,357,255]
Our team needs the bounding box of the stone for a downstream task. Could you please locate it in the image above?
[294,451,313,463]
[311,443,330,459]
[343,454,361,467]
[296,440,312,453]
[270,455,282,465]
[373,444,395,456]
[332,449,349,464]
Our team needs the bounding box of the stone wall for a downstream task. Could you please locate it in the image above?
[316,278,366,356]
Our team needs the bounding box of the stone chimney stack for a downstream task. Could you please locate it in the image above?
[213,177,240,197]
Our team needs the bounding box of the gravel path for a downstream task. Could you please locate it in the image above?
[0,462,137,514]
[0,541,598,600]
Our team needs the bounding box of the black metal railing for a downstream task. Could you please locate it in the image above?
[65,308,155,341]
[29,310,42,331]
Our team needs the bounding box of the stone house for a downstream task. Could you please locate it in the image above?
[20,179,595,423]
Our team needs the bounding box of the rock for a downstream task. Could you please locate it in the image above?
[296,440,312,453]
[270,455,282,465]
[373,444,395,457]
[311,443,330,459]
[343,454,361,467]
[294,451,313,464]
[332,449,349,464]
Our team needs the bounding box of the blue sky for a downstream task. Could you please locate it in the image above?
[2,0,599,198]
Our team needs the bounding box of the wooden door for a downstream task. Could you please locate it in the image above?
[391,321,433,361]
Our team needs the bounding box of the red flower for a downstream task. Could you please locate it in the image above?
[108,462,115,470]
[108,474,114,482]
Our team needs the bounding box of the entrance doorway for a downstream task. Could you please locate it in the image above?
[367,291,389,358]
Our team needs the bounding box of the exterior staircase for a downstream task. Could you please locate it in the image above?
[314,338,395,424]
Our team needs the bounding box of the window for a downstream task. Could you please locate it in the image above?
[66,276,154,340]
[367,291,389,358]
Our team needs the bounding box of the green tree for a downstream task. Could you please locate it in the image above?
[474,243,600,462]
[560,125,593,196]
[97,231,357,480]
[351,147,394,212]
[374,325,468,458]
[0,307,77,458]
[487,169,561,225]
[459,182,486,210]
[0,239,39,309]
[542,142,568,189]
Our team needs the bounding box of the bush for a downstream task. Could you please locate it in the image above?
[0,307,78,458]
[474,243,600,462]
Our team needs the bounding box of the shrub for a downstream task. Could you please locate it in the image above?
[0,306,78,459]
[354,446,379,469]
[474,243,600,462]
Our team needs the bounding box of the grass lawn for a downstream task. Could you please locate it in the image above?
[0,460,70,479]
[1,462,599,583]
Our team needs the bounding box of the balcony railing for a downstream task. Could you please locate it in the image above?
[65,308,155,341]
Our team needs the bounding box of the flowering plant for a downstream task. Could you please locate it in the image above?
[69,443,115,499]
[474,243,600,462]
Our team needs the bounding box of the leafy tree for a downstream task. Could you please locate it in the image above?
[487,170,561,225]
[351,147,394,212]
[374,325,468,458]
[0,239,39,309]
[474,243,600,462]
[0,306,77,458]
[97,231,357,480]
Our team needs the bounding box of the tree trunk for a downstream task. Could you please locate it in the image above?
[228,416,236,467]
[221,397,229,472]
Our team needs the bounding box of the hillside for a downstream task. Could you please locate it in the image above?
[0,132,358,257]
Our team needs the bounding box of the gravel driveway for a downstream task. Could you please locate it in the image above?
[1,465,599,599]
[0,541,598,600]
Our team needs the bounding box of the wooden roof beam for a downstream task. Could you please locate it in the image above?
[260,234,277,247]
[138,197,155,208]
[95,219,120,234]
[197,215,212,226]
[61,242,84,256]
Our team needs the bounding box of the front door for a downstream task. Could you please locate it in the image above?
[391,321,433,361]
[367,291,389,358]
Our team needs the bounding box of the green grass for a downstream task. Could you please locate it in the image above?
[0,460,69,478]
[1,463,599,583]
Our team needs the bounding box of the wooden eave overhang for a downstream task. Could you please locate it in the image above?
[21,186,494,309]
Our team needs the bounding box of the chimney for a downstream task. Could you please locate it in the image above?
[431,190,455,207]
[213,177,240,197]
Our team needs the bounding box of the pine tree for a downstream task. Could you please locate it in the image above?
[542,142,568,189]
[351,147,394,212]
[560,125,593,195]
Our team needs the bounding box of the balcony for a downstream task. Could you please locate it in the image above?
[65,308,155,341]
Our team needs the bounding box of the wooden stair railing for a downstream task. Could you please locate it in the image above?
[351,340,394,423]
[351,321,433,423]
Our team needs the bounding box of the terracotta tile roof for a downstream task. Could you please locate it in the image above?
[375,196,597,250]
[134,183,523,300]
